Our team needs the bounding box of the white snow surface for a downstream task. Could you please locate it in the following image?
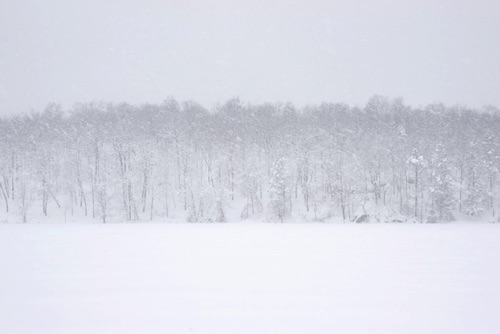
[1,223,499,334]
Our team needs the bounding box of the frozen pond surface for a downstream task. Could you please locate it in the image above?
[1,223,499,334]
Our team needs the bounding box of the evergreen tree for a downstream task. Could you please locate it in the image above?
[430,145,455,221]
[268,158,291,223]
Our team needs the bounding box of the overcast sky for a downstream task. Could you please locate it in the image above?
[0,0,499,114]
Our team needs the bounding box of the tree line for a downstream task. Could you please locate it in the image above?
[0,96,498,223]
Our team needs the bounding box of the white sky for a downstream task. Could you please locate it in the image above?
[0,0,499,114]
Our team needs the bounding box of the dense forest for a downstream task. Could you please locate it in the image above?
[0,96,499,223]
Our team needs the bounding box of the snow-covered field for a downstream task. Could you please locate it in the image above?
[1,223,499,334]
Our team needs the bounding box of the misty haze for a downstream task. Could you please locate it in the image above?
[1,1,499,334]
